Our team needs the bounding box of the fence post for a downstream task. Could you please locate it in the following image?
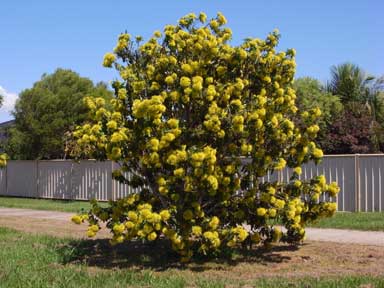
[111,161,115,201]
[5,161,8,196]
[70,161,73,200]
[354,154,360,212]
[36,160,39,198]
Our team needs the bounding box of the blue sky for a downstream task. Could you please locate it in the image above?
[0,0,382,121]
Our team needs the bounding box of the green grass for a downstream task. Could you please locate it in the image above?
[0,226,383,288]
[309,211,384,231]
[0,196,107,213]
[1,196,384,231]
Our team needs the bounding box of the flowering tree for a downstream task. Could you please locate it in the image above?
[72,13,339,261]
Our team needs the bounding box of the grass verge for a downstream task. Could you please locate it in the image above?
[0,226,384,287]
[0,196,107,213]
[308,211,384,231]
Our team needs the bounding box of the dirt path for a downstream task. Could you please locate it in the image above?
[0,207,110,238]
[0,207,384,246]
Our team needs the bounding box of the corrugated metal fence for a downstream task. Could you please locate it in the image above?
[0,155,383,212]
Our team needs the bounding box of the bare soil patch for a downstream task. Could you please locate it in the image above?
[0,215,110,239]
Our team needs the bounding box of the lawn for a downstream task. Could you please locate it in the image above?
[0,196,107,213]
[0,226,383,288]
[309,211,384,231]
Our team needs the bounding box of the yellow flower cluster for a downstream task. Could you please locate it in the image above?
[0,154,7,167]
[71,12,340,260]
[227,226,249,247]
[103,53,116,67]
[114,33,130,53]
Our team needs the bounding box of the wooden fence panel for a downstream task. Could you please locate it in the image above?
[5,161,37,198]
[0,156,383,212]
[38,160,72,199]
[71,161,112,201]
[359,155,384,212]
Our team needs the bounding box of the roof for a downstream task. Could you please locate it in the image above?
[0,120,15,128]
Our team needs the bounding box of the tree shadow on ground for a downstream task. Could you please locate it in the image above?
[58,238,301,272]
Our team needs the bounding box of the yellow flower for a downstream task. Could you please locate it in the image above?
[127,211,138,222]
[268,208,277,218]
[263,76,271,83]
[274,158,286,170]
[125,221,135,229]
[313,107,322,117]
[181,64,193,74]
[112,223,125,234]
[257,207,267,217]
[147,231,157,241]
[313,148,323,158]
[203,231,213,239]
[173,168,185,177]
[71,215,82,224]
[103,53,116,67]
[160,210,171,221]
[328,182,340,197]
[89,225,99,232]
[238,49,247,59]
[294,167,302,175]
[207,175,218,190]
[107,120,118,130]
[165,75,174,85]
[294,180,302,188]
[180,76,191,88]
[307,125,320,134]
[217,12,227,25]
[149,138,159,151]
[209,216,220,229]
[87,230,96,238]
[167,154,178,166]
[199,12,207,23]
[192,226,202,236]
[167,118,179,128]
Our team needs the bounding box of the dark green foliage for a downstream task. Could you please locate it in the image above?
[296,64,384,154]
[6,69,113,159]
[293,77,342,147]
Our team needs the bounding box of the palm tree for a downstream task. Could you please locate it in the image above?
[327,62,374,103]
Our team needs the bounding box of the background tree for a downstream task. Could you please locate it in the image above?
[327,62,374,104]
[71,13,339,261]
[293,77,342,151]
[321,104,373,154]
[6,69,113,159]
[325,63,384,153]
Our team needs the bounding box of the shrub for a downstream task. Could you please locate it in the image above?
[71,12,339,261]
